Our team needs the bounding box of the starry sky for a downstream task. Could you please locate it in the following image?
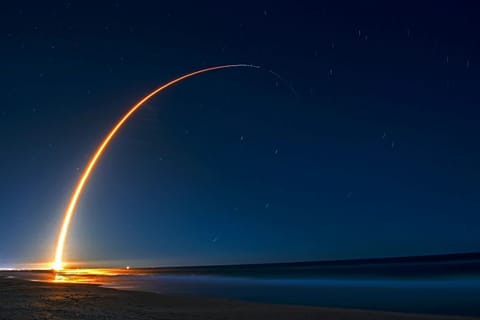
[1,2,479,268]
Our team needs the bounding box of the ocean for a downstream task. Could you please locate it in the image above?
[5,253,480,317]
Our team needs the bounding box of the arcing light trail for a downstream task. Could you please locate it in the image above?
[53,64,260,271]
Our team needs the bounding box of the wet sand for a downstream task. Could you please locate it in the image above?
[0,277,478,320]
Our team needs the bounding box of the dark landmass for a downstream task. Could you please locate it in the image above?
[136,252,480,278]
[150,252,480,270]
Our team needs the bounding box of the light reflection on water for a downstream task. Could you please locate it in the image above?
[45,268,152,289]
[3,268,139,285]
[53,268,134,284]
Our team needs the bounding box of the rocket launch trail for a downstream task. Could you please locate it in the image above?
[53,64,260,270]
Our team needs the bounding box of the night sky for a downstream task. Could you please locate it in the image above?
[1,2,479,268]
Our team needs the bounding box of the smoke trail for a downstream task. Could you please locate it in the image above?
[264,68,299,98]
[52,63,295,270]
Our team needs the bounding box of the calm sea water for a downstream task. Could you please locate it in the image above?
[4,254,480,317]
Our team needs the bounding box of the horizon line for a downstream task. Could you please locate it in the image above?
[3,251,479,271]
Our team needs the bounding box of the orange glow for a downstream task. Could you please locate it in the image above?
[52,268,135,283]
[53,64,259,270]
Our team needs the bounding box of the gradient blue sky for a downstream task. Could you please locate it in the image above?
[1,2,479,267]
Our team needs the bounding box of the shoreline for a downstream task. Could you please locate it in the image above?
[1,277,478,320]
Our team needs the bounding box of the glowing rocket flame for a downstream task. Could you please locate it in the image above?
[53,64,259,270]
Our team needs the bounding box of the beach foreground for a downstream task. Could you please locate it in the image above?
[0,278,478,320]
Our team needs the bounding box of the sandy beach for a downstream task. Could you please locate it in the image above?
[0,277,478,320]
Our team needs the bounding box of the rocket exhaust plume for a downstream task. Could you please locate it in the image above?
[52,64,260,270]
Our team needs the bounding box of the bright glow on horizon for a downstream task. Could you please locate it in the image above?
[52,64,260,270]
[53,261,64,271]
